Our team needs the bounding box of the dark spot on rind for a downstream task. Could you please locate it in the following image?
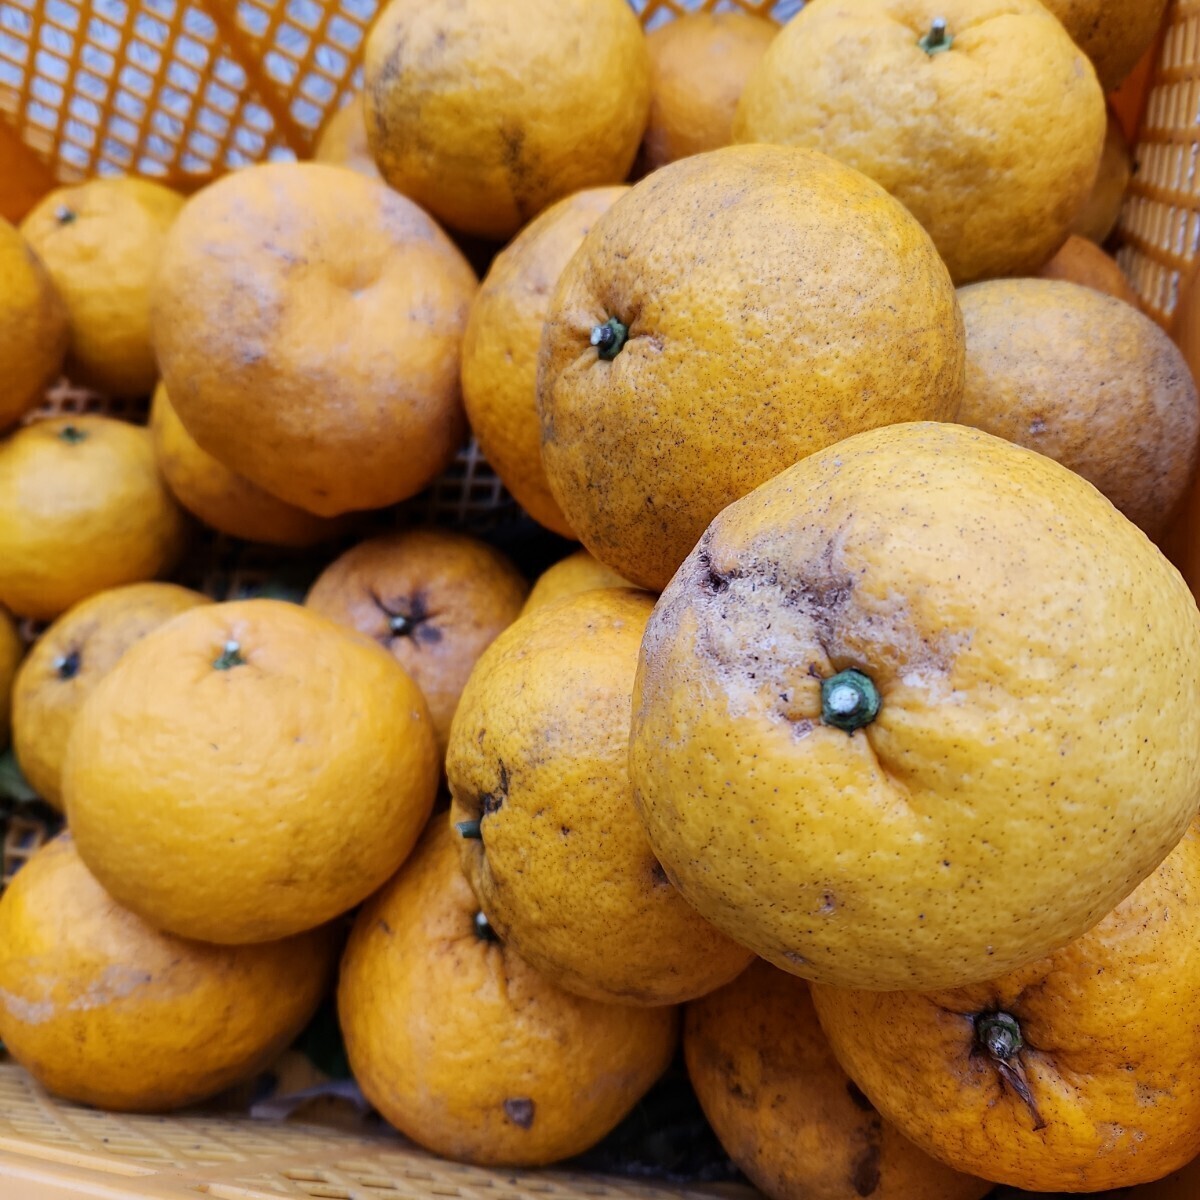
[504,1097,535,1129]
[377,918,393,936]
[55,649,82,680]
[851,1137,882,1197]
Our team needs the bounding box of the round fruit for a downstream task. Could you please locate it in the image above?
[956,279,1198,536]
[150,383,349,547]
[538,144,964,592]
[21,178,184,397]
[1036,235,1138,304]
[1073,110,1133,243]
[11,582,210,809]
[811,822,1200,1191]
[630,422,1200,992]
[64,599,439,944]
[686,962,990,1200]
[0,606,21,748]
[0,217,67,430]
[313,94,383,181]
[641,12,777,173]
[522,549,634,615]
[363,0,650,240]
[0,416,189,621]
[463,186,627,536]
[448,589,753,1005]
[735,0,1105,285]
[152,162,476,517]
[339,820,679,1166]
[1042,0,1168,92]
[0,833,336,1112]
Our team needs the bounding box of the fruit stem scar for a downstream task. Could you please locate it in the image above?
[58,425,87,444]
[820,669,881,733]
[54,649,81,680]
[590,317,629,361]
[918,16,952,54]
[389,613,412,636]
[54,205,76,225]
[456,819,483,840]
[975,1012,1047,1131]
[473,910,500,943]
[213,640,246,671]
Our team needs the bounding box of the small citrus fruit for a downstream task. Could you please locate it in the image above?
[313,93,382,181]
[538,144,964,591]
[64,599,439,944]
[152,162,476,517]
[630,422,1200,991]
[0,833,337,1112]
[1036,235,1138,304]
[364,0,650,240]
[11,582,210,809]
[448,589,753,1005]
[21,178,184,396]
[522,549,634,615]
[306,529,528,757]
[1073,110,1133,243]
[463,186,627,536]
[0,416,189,621]
[1042,0,1169,92]
[339,820,679,1166]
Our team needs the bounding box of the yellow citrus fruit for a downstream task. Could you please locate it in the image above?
[152,162,476,517]
[956,279,1199,537]
[11,582,210,810]
[630,422,1200,991]
[735,0,1106,285]
[339,820,679,1166]
[305,529,529,757]
[463,186,627,536]
[313,93,383,181]
[0,416,189,621]
[64,599,439,944]
[0,217,67,430]
[686,962,990,1200]
[21,178,184,397]
[522,549,634,616]
[812,822,1200,1191]
[0,833,337,1112]
[538,144,964,592]
[0,606,21,748]
[150,382,350,548]
[641,11,776,172]
[1073,109,1133,244]
[363,0,650,240]
[447,589,753,1005]
[1042,0,1168,92]
[1036,234,1139,305]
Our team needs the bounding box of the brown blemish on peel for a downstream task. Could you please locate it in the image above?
[503,1097,535,1129]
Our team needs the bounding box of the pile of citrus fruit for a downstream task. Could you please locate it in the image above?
[2,0,1199,1194]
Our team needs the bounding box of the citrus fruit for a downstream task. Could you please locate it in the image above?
[0,833,337,1112]
[0,416,189,621]
[811,822,1200,1190]
[1073,109,1133,243]
[11,582,210,809]
[447,589,753,1006]
[152,162,476,517]
[462,186,627,536]
[1036,235,1138,304]
[538,144,964,592]
[641,12,776,173]
[64,599,439,944]
[522,549,634,615]
[0,606,20,748]
[150,383,350,548]
[313,93,382,181]
[1042,0,1168,92]
[363,0,650,241]
[629,422,1200,992]
[21,178,184,397]
[0,217,67,430]
[956,279,1198,536]
[735,0,1106,285]
[305,529,529,757]
[339,820,679,1166]
[686,961,990,1200]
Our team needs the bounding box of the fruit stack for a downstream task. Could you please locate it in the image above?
[0,0,1197,1195]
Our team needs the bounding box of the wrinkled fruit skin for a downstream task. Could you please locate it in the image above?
[630,422,1200,992]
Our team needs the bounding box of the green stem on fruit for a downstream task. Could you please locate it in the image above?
[58,425,86,444]
[918,16,952,55]
[456,819,483,840]
[213,640,245,671]
[975,1012,1047,1131]
[820,669,881,733]
[590,317,629,361]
